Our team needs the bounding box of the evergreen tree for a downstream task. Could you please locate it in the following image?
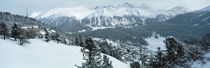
[75,37,80,46]
[102,55,113,68]
[164,37,187,67]
[164,37,178,65]
[177,45,184,58]
[78,36,84,47]
[54,33,61,43]
[79,38,102,68]
[44,28,50,42]
[18,29,26,45]
[11,23,19,41]
[151,47,166,68]
[150,37,188,68]
[156,47,164,67]
[130,62,140,68]
[0,22,9,40]
[75,36,84,47]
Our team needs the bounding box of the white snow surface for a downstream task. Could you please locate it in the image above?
[38,6,95,20]
[145,33,166,52]
[30,12,42,18]
[91,26,113,31]
[0,38,128,68]
[34,3,189,20]
[78,29,86,33]
[192,53,210,68]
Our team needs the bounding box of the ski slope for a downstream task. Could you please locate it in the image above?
[0,38,128,68]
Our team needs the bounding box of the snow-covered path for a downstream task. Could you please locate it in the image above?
[0,39,128,68]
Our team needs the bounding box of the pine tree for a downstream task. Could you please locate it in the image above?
[102,55,113,68]
[75,36,84,47]
[79,38,102,68]
[75,37,80,46]
[0,22,9,40]
[164,37,187,67]
[18,29,26,45]
[130,62,140,68]
[54,33,61,43]
[149,47,165,68]
[11,23,19,41]
[44,28,50,42]
[177,45,184,58]
[79,36,84,47]
[164,37,178,65]
[156,47,165,67]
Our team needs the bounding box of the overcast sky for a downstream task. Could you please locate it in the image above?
[0,0,210,15]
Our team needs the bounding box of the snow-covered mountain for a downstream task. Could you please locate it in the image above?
[197,6,210,12]
[35,3,188,19]
[33,3,189,32]
[36,6,94,20]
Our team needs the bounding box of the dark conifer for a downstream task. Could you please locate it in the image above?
[0,22,9,40]
[11,23,19,41]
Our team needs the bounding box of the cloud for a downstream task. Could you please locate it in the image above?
[130,0,210,10]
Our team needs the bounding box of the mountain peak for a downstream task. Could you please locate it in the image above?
[118,2,135,8]
[94,5,114,9]
[199,6,210,12]
[170,6,188,11]
[37,6,95,20]
[30,12,42,18]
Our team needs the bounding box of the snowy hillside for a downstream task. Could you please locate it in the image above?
[0,38,129,68]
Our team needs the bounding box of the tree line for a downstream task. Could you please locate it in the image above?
[130,35,210,68]
[0,22,27,45]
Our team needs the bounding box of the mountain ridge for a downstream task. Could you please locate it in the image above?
[33,3,189,32]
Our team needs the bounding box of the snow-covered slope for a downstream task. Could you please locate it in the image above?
[37,6,95,20]
[30,12,42,18]
[0,38,128,68]
[192,53,210,68]
[197,6,210,12]
[160,6,189,16]
[145,33,166,52]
